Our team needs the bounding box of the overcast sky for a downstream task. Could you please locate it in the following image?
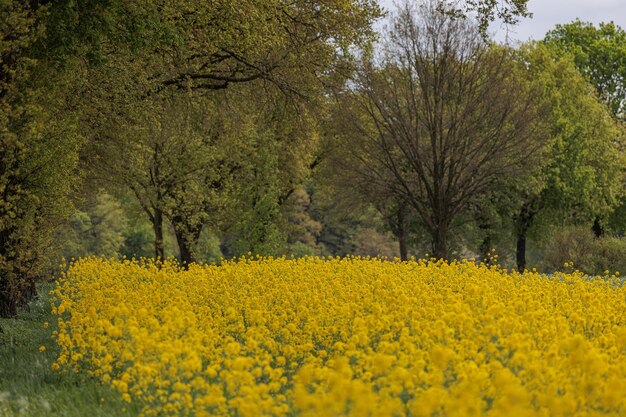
[378,0,626,43]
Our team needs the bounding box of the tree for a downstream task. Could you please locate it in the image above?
[545,20,626,120]
[544,21,626,237]
[511,43,624,271]
[435,0,531,37]
[337,1,542,260]
[89,93,231,261]
[56,193,127,259]
[374,196,415,261]
[73,0,382,263]
[64,0,382,115]
[90,82,321,263]
[0,1,83,317]
[282,188,323,256]
[218,87,321,257]
[322,117,419,261]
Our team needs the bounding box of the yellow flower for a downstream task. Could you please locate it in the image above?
[49,256,626,417]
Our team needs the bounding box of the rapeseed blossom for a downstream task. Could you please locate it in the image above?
[51,257,626,416]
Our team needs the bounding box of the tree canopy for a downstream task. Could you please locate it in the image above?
[5,0,626,319]
[333,2,543,259]
[511,42,624,271]
[545,20,626,119]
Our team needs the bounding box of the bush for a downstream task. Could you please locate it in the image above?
[541,226,626,275]
[594,237,626,275]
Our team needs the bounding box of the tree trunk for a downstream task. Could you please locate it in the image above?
[398,230,408,261]
[153,208,164,260]
[431,224,449,260]
[391,202,409,261]
[592,217,604,238]
[513,201,536,273]
[0,282,18,318]
[0,230,18,317]
[171,215,203,267]
[175,230,195,266]
[0,226,37,317]
[516,231,526,273]
[0,219,17,316]
[0,272,31,318]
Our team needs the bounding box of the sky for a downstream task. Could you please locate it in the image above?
[378,0,626,43]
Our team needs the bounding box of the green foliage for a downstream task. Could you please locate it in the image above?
[56,194,127,260]
[120,221,154,260]
[607,197,626,234]
[193,230,223,264]
[545,20,626,119]
[0,0,83,316]
[353,227,399,259]
[514,42,624,224]
[231,132,287,256]
[288,242,317,258]
[507,42,625,271]
[20,0,381,267]
[60,0,383,116]
[543,21,626,235]
[89,93,231,260]
[282,188,323,255]
[541,226,626,275]
[436,0,531,37]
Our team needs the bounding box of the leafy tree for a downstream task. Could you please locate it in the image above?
[336,2,542,260]
[57,193,127,259]
[463,189,520,264]
[0,1,83,317]
[545,20,626,119]
[544,21,626,237]
[74,0,382,263]
[64,0,382,113]
[512,43,624,271]
[89,93,232,261]
[120,221,154,260]
[434,0,531,36]
[281,188,323,255]
[91,82,322,263]
[221,89,321,257]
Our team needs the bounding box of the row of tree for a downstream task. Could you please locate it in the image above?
[1,0,388,316]
[327,4,625,271]
[1,0,624,316]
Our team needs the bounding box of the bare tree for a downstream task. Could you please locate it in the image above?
[338,1,543,259]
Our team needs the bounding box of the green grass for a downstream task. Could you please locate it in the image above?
[0,284,141,417]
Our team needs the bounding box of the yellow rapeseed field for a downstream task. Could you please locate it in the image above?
[51,257,626,417]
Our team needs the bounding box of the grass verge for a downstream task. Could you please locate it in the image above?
[0,284,141,417]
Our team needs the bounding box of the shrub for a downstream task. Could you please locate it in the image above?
[541,226,626,274]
